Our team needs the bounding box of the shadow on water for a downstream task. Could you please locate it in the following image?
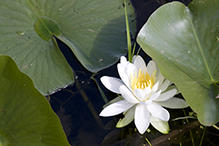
[48,0,219,145]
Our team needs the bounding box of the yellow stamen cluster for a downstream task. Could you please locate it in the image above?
[131,69,156,90]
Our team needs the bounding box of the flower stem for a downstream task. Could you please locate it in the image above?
[199,126,206,146]
[91,76,108,103]
[212,124,219,130]
[183,109,195,146]
[124,0,132,62]
[76,78,104,128]
[145,138,152,146]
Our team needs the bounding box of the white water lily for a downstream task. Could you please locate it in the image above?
[99,55,188,134]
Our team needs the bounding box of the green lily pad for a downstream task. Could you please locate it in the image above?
[0,0,136,95]
[0,55,70,146]
[137,0,219,126]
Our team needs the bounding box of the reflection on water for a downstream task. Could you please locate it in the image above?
[48,0,219,145]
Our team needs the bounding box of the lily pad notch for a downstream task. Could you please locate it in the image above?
[34,16,61,41]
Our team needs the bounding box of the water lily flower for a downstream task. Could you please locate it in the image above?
[99,55,188,134]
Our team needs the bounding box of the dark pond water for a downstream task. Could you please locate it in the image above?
[48,0,219,145]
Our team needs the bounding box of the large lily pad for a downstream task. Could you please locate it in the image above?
[0,55,70,146]
[137,0,219,126]
[0,0,136,95]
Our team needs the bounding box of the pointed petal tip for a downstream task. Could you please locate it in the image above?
[135,104,151,134]
[99,100,134,117]
[100,76,123,94]
[116,106,135,128]
[99,108,112,117]
[138,129,147,135]
[147,60,157,76]
[137,123,150,134]
[119,85,139,103]
[157,98,189,109]
[99,111,107,117]
[156,126,169,134]
[151,116,170,134]
[155,88,177,102]
[148,102,170,121]
[120,56,129,67]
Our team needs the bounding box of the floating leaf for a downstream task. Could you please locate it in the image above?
[0,55,70,146]
[137,0,219,125]
[0,0,136,95]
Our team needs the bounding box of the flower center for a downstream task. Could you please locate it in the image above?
[130,69,156,90]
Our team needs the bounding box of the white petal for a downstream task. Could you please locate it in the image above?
[103,96,123,108]
[143,87,153,101]
[150,116,169,134]
[132,55,137,62]
[147,60,157,76]
[134,89,145,101]
[99,100,135,117]
[101,76,124,94]
[156,72,165,87]
[157,97,189,109]
[147,102,170,121]
[158,79,171,92]
[127,63,138,78]
[120,56,129,67]
[144,86,152,94]
[119,85,139,103]
[133,55,146,70]
[152,81,159,92]
[155,89,177,101]
[150,90,161,101]
[134,104,150,134]
[142,100,152,106]
[165,85,180,94]
[141,64,148,73]
[116,105,135,127]
[117,64,131,89]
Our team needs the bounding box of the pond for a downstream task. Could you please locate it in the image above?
[47,0,219,146]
